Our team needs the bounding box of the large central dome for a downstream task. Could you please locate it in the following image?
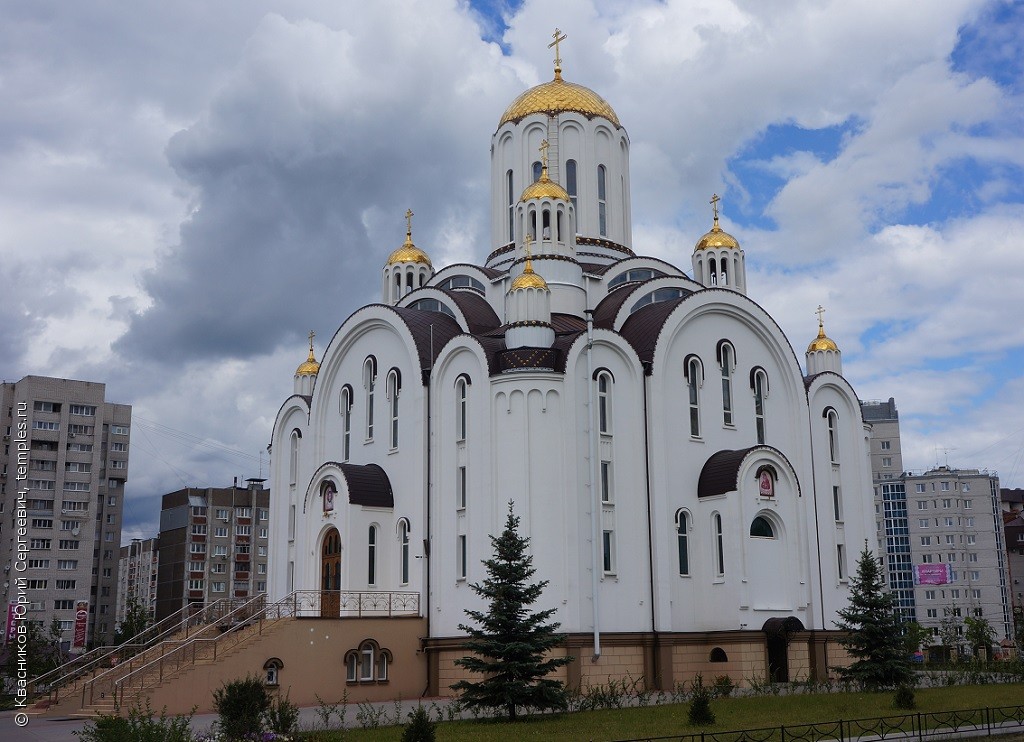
[498,75,621,128]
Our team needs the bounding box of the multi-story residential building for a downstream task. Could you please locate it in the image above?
[116,537,159,627]
[155,480,269,621]
[1002,488,1023,611]
[0,375,131,648]
[863,398,1013,656]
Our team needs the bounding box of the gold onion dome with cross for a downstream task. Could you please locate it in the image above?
[695,194,740,251]
[386,209,432,266]
[521,141,570,202]
[498,29,621,128]
[510,235,549,291]
[295,331,320,376]
[807,306,839,353]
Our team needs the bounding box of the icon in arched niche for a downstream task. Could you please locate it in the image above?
[322,480,337,514]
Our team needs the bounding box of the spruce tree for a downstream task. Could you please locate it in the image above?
[834,546,914,690]
[451,501,572,720]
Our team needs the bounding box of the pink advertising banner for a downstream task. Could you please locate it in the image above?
[73,600,89,648]
[914,563,952,585]
[5,602,17,643]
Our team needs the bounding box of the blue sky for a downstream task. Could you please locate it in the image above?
[1,0,1022,540]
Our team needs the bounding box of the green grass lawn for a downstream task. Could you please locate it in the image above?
[305,683,1024,742]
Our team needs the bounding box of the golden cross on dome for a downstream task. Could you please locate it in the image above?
[815,304,826,328]
[308,329,316,350]
[524,232,534,261]
[405,208,414,237]
[710,193,721,225]
[539,139,550,170]
[549,28,567,79]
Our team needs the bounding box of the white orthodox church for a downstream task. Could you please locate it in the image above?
[269,41,872,693]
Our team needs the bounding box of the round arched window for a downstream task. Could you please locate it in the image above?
[750,516,775,538]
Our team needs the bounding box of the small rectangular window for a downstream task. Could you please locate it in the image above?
[600,461,612,504]
[602,530,615,574]
[457,535,467,580]
[457,466,467,510]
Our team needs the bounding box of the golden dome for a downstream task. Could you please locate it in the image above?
[386,236,432,267]
[499,74,621,128]
[695,193,740,251]
[807,322,839,353]
[520,166,570,202]
[296,333,320,376]
[510,256,549,292]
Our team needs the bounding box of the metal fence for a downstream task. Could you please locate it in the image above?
[612,704,1024,742]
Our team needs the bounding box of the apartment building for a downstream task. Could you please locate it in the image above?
[116,536,158,626]
[1002,488,1023,611]
[155,480,269,621]
[1,375,130,648]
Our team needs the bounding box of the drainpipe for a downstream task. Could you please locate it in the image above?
[806,407,827,633]
[421,325,434,697]
[641,362,658,678]
[585,308,601,661]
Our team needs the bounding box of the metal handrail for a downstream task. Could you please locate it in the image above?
[30,600,215,703]
[80,597,254,707]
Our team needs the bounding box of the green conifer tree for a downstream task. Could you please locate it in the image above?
[451,501,572,720]
[834,546,914,690]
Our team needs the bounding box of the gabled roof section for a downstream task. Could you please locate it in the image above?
[389,306,464,375]
[340,463,394,508]
[441,289,501,334]
[618,296,688,366]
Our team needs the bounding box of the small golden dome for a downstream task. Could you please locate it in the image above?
[520,166,570,202]
[386,236,432,267]
[695,225,740,251]
[499,75,621,128]
[510,255,549,291]
[807,322,839,353]
[296,333,320,376]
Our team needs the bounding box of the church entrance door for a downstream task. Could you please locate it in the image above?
[321,528,341,617]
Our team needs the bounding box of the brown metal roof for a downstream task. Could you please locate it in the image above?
[593,286,637,329]
[618,296,687,367]
[498,347,560,372]
[698,447,759,498]
[389,306,464,375]
[441,289,501,334]
[339,463,394,508]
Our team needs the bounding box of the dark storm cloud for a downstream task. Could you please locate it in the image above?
[117,9,510,363]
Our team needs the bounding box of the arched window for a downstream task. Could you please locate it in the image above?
[714,513,725,576]
[456,377,469,441]
[709,257,718,286]
[288,431,300,486]
[720,254,729,285]
[367,525,378,586]
[532,160,542,182]
[750,516,775,538]
[596,371,612,435]
[687,357,702,438]
[675,509,690,576]
[709,648,728,662]
[398,519,410,585]
[826,409,839,463]
[719,343,734,426]
[263,658,283,686]
[363,357,376,440]
[387,369,400,449]
[340,386,352,462]
[566,159,578,214]
[752,369,768,444]
[597,164,608,236]
[360,641,375,681]
[506,169,514,242]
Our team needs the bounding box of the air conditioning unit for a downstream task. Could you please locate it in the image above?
[61,508,68,514]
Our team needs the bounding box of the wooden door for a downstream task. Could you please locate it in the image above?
[321,528,341,617]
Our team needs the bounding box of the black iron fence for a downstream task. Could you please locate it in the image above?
[613,704,1024,742]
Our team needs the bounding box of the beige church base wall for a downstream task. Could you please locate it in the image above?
[143,616,426,715]
[425,630,853,697]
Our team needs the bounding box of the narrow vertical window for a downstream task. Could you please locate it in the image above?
[827,410,839,463]
[709,257,718,286]
[566,159,578,214]
[367,525,377,586]
[837,544,846,581]
[597,372,611,434]
[506,169,514,242]
[753,371,766,444]
[387,370,400,449]
[687,358,701,437]
[399,520,410,585]
[363,358,376,440]
[288,432,299,486]
[457,466,467,509]
[676,510,690,576]
[456,377,468,441]
[288,505,295,542]
[600,461,612,503]
[340,387,352,461]
[532,160,542,182]
[597,165,607,236]
[832,486,843,522]
[457,534,467,579]
[602,530,615,574]
[720,344,733,426]
[714,513,725,576]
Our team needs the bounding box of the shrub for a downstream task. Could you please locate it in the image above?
[75,700,195,741]
[893,685,916,710]
[687,674,715,727]
[212,675,271,740]
[264,692,300,737]
[712,675,735,698]
[401,704,437,742]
